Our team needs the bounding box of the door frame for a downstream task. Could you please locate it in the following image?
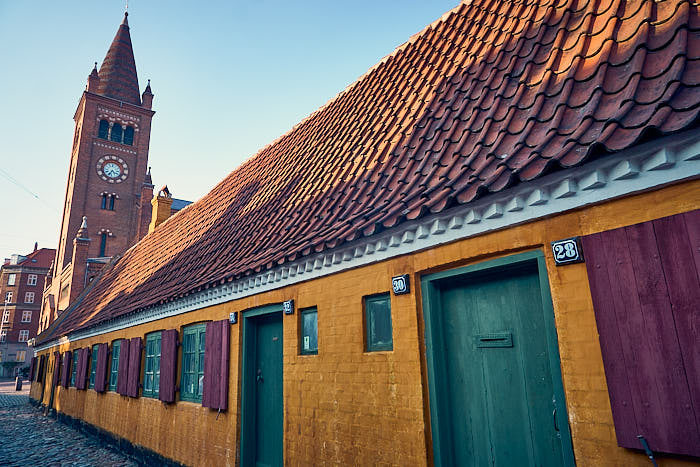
[420,250,575,467]
[239,303,284,466]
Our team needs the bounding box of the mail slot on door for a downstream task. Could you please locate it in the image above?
[475,332,513,348]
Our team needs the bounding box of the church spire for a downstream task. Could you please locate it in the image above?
[96,12,141,106]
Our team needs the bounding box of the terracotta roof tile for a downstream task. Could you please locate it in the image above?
[39,0,700,343]
[18,248,56,269]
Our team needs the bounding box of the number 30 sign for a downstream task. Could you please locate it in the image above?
[551,237,584,266]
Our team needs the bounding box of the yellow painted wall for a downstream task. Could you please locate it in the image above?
[30,178,700,466]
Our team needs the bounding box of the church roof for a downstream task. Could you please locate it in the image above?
[38,0,700,343]
[96,12,141,106]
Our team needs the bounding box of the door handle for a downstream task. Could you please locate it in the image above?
[553,407,559,432]
[256,369,263,383]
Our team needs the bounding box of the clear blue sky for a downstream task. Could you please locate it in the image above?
[0,1,459,259]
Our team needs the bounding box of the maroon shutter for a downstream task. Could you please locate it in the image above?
[159,329,178,403]
[202,319,229,410]
[37,355,45,382]
[29,356,36,381]
[61,351,72,388]
[116,338,130,395]
[94,343,109,393]
[582,210,700,457]
[77,347,90,390]
[126,337,142,398]
[52,351,61,387]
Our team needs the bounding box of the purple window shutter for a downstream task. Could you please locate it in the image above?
[217,319,230,410]
[52,351,61,388]
[29,357,36,381]
[75,349,82,389]
[37,356,45,382]
[201,320,219,408]
[582,210,700,457]
[202,319,229,410]
[94,343,109,393]
[61,351,72,388]
[158,329,178,403]
[76,348,88,390]
[127,337,142,398]
[116,338,130,395]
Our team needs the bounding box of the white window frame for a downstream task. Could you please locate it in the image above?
[27,274,37,286]
[18,330,29,342]
[0,330,7,342]
[5,291,12,303]
[16,350,26,362]
[2,310,9,323]
[21,310,31,323]
[24,292,34,304]
[7,274,16,286]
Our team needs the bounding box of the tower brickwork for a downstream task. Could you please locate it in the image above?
[39,13,155,333]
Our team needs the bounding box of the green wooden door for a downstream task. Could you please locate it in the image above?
[422,252,574,467]
[241,308,283,467]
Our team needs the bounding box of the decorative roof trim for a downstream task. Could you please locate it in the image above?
[33,130,700,352]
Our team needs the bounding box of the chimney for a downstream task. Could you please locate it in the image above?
[149,186,174,233]
[70,216,91,302]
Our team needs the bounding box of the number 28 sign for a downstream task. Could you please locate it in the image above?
[551,237,584,266]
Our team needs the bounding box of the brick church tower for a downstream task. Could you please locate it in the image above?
[39,12,155,333]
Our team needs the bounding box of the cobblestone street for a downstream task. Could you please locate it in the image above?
[0,380,137,467]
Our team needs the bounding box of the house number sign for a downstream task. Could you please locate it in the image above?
[283,299,295,315]
[551,237,584,266]
[392,274,410,295]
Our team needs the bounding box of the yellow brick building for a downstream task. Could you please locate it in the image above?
[31,1,700,466]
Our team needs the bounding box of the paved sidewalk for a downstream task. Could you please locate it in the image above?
[0,381,137,466]
[0,378,29,408]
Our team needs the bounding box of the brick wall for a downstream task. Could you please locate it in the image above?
[30,179,700,467]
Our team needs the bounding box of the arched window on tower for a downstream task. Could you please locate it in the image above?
[98,120,109,139]
[109,195,115,210]
[110,124,123,143]
[99,232,108,257]
[101,194,108,209]
[123,126,134,146]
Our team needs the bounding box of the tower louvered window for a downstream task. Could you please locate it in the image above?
[98,120,109,139]
[123,126,134,145]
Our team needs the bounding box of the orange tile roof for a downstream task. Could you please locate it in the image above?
[39,0,700,342]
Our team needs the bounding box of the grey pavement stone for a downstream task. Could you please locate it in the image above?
[0,402,138,467]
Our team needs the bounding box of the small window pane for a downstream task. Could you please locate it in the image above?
[71,349,79,386]
[142,332,161,398]
[109,341,120,391]
[365,293,393,352]
[180,323,206,402]
[300,307,318,355]
[89,345,99,388]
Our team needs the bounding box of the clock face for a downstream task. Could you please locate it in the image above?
[96,156,129,183]
[103,162,122,178]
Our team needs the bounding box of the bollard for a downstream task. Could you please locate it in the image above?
[15,376,22,391]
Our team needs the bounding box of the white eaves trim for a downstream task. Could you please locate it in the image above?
[34,130,700,352]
